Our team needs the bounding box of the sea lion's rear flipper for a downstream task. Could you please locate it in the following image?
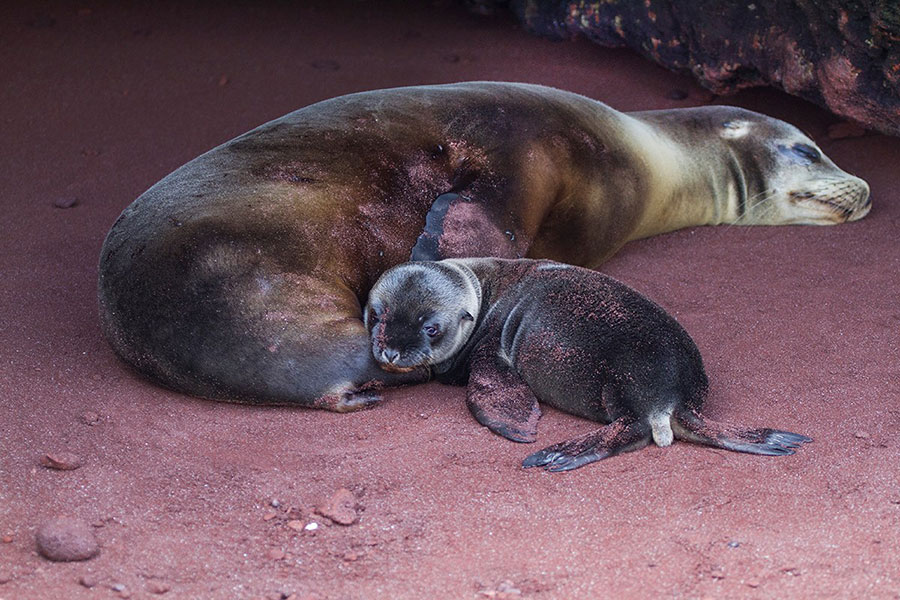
[522,416,652,472]
[672,409,812,456]
[465,352,541,443]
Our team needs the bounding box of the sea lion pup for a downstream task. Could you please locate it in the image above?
[365,258,811,471]
[98,82,870,409]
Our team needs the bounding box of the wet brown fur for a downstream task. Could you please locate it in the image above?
[98,82,869,407]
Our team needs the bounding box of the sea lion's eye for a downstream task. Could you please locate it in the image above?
[423,324,440,338]
[792,143,820,163]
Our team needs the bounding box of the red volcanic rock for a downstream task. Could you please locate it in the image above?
[35,516,99,562]
[314,488,359,526]
[478,0,900,136]
[40,452,83,471]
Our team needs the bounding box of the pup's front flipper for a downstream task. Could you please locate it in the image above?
[523,416,651,472]
[466,353,541,443]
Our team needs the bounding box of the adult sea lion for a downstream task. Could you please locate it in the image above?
[97,82,871,409]
[365,258,811,471]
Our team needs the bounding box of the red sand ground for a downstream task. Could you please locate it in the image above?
[2,2,899,599]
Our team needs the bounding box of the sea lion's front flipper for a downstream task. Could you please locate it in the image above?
[410,192,523,261]
[410,192,457,261]
[465,350,541,443]
[522,416,652,472]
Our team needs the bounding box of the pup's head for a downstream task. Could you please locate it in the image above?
[365,261,481,372]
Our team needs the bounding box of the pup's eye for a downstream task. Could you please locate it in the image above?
[792,143,820,163]
[423,324,440,338]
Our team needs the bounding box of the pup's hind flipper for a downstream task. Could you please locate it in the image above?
[673,409,811,456]
[522,416,651,472]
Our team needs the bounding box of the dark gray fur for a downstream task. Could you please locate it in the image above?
[366,258,811,471]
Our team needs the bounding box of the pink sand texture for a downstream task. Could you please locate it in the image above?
[2,1,898,598]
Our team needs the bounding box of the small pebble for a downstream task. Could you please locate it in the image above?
[267,548,285,561]
[304,522,318,531]
[315,488,359,526]
[1,534,13,543]
[80,411,101,426]
[342,550,359,562]
[478,580,522,598]
[746,578,761,588]
[40,452,83,471]
[727,540,740,548]
[0,572,12,584]
[262,511,278,521]
[35,516,99,562]
[147,580,170,594]
[78,574,99,588]
[270,499,280,508]
[286,520,305,531]
[854,431,870,439]
[53,197,79,209]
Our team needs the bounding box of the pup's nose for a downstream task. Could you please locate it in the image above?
[382,349,399,364]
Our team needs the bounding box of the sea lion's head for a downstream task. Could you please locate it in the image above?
[712,107,871,225]
[365,261,481,373]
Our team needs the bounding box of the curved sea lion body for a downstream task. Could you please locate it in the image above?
[98,82,870,408]
[366,258,811,471]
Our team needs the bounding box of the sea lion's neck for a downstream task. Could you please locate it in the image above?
[622,115,738,241]
[430,259,487,376]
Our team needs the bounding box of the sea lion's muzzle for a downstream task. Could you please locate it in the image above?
[374,345,420,373]
[789,176,871,223]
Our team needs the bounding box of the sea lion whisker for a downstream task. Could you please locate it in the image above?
[723,188,776,228]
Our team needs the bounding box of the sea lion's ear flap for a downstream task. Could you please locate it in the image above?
[461,311,474,322]
[720,120,752,139]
